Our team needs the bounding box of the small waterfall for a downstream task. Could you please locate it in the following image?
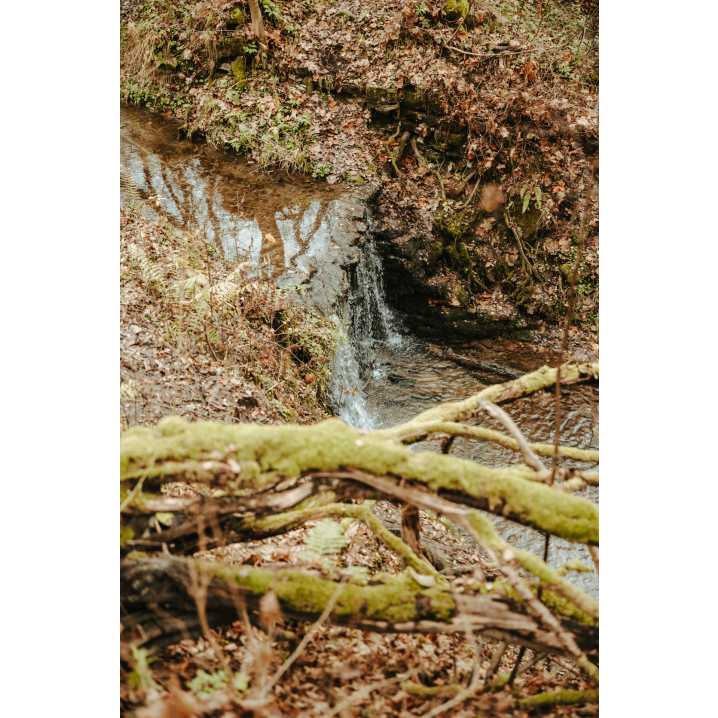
[348,239,403,372]
[330,234,403,430]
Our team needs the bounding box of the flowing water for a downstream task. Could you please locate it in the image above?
[121,105,599,600]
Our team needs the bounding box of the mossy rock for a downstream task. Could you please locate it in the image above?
[400,109,430,133]
[434,128,467,147]
[445,0,470,22]
[227,9,245,27]
[515,208,541,240]
[399,86,428,112]
[366,85,399,113]
[231,56,247,89]
[317,75,335,93]
[346,173,365,186]
[216,36,245,59]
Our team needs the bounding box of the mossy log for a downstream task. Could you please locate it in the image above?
[121,418,597,544]
[120,556,598,655]
[120,365,598,546]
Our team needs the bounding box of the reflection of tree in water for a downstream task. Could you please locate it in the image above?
[120,132,344,274]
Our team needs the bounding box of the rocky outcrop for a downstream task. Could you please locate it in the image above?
[369,216,536,344]
[277,187,377,317]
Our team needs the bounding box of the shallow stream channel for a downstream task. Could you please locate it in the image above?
[121,105,599,601]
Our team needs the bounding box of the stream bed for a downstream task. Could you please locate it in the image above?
[121,105,599,601]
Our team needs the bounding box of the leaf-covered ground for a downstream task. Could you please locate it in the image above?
[120,205,340,429]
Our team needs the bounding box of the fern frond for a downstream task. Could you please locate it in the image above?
[303,519,347,563]
[120,165,141,200]
[170,273,209,297]
[128,243,165,288]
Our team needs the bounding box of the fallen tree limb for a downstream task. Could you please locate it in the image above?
[323,471,598,623]
[391,362,598,429]
[121,412,598,545]
[120,556,598,656]
[393,419,599,463]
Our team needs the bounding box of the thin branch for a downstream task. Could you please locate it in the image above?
[485,641,508,681]
[503,211,541,282]
[507,645,527,686]
[478,400,545,471]
[385,141,403,183]
[458,172,482,211]
[551,176,596,485]
[394,419,599,463]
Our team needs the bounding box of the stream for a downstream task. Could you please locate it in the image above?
[121,105,599,601]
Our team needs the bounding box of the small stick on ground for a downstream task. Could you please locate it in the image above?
[507,645,527,686]
[503,211,540,281]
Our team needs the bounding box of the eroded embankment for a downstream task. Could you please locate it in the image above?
[121,0,599,341]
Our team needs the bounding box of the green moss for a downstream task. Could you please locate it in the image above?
[539,588,596,626]
[227,9,245,26]
[120,410,599,546]
[231,56,247,89]
[346,172,365,186]
[366,85,399,112]
[120,526,135,548]
[445,0,470,21]
[518,689,599,710]
[213,562,455,625]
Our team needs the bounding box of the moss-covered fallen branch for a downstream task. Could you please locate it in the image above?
[120,414,598,544]
[120,556,598,656]
[391,419,599,462]
[392,362,599,429]
[517,688,598,710]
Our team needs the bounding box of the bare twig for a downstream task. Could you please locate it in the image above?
[478,400,544,471]
[485,641,508,681]
[458,172,482,211]
[503,211,541,282]
[588,546,599,574]
[385,140,403,183]
[507,645,527,686]
[551,175,596,485]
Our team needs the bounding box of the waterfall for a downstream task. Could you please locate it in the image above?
[330,236,402,430]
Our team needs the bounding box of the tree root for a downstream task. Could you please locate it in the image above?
[411,136,446,200]
[503,211,541,283]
